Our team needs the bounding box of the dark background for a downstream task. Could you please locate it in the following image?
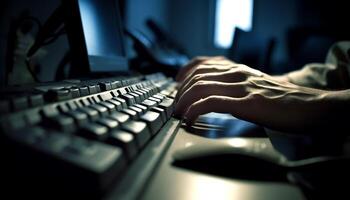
[0,0,349,85]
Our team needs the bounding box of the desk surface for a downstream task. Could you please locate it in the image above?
[141,126,305,200]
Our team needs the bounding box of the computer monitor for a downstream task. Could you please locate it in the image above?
[63,0,128,78]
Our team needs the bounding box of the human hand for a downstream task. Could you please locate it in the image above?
[175,56,235,83]
[174,62,335,134]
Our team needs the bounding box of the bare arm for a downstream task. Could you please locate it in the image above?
[175,57,350,135]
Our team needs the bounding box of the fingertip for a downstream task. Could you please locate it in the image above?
[184,116,194,127]
[183,109,196,127]
[173,106,184,118]
[172,111,182,119]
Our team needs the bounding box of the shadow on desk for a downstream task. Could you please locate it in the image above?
[178,113,350,200]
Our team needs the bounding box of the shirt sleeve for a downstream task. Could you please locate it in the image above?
[286,41,350,90]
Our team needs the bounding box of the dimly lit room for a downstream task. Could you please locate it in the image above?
[1,0,350,199]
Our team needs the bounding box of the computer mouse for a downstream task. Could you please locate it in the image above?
[172,138,289,181]
[172,138,350,181]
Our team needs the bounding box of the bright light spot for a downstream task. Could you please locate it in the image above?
[185,142,193,147]
[228,138,248,148]
[214,0,254,48]
[187,175,248,199]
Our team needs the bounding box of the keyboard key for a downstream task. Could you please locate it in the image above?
[95,85,101,93]
[160,90,171,96]
[99,82,112,91]
[79,107,99,121]
[29,94,44,107]
[110,81,121,89]
[108,130,138,160]
[24,109,42,125]
[122,121,151,148]
[5,113,27,131]
[67,101,77,110]
[92,95,101,103]
[70,87,80,98]
[169,90,177,99]
[119,94,136,106]
[148,97,161,104]
[40,105,59,118]
[79,86,89,96]
[108,111,130,124]
[121,108,138,120]
[133,104,147,114]
[151,107,167,124]
[129,91,142,103]
[138,88,149,97]
[129,106,143,118]
[99,101,116,113]
[80,98,91,106]
[89,104,108,117]
[75,100,84,108]
[158,97,174,119]
[45,88,72,102]
[43,114,75,132]
[57,104,70,113]
[153,94,165,100]
[96,118,119,130]
[117,88,127,95]
[10,128,126,191]
[12,96,28,110]
[141,99,157,108]
[79,123,109,141]
[113,97,128,109]
[88,85,98,94]
[107,99,123,111]
[140,111,162,135]
[135,90,147,99]
[11,126,47,144]
[99,92,113,101]
[56,135,126,190]
[66,110,89,126]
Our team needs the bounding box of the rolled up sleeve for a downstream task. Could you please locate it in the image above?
[286,41,350,90]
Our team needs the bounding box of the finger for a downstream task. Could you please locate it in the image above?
[179,64,232,87]
[174,81,246,117]
[176,64,246,100]
[176,56,211,82]
[175,56,227,82]
[176,69,247,102]
[200,58,234,66]
[184,95,252,126]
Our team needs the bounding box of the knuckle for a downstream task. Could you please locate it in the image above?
[193,74,203,81]
[195,74,207,84]
[249,92,265,101]
[194,80,207,87]
[202,96,216,104]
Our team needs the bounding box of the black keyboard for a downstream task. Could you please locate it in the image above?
[0,73,179,199]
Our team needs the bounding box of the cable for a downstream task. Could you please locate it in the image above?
[42,26,65,45]
[25,57,42,83]
[27,4,64,58]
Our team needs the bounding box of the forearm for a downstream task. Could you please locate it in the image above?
[325,89,350,113]
[321,89,350,135]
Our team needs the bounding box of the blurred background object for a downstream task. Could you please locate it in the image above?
[1,0,349,85]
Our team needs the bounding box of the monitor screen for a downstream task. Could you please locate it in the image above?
[75,0,128,72]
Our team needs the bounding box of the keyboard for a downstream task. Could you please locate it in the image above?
[0,73,179,199]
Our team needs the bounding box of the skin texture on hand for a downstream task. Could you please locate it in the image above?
[174,56,349,135]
